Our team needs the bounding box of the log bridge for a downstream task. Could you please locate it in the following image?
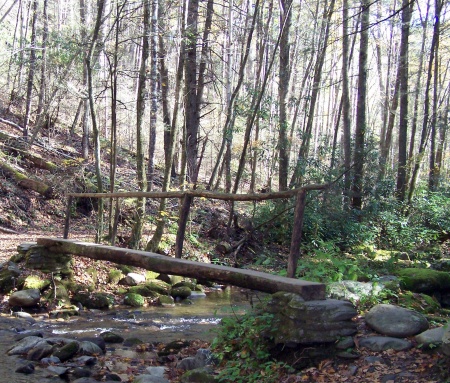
[37,237,326,301]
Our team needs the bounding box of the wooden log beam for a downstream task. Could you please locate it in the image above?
[66,183,329,201]
[37,237,326,300]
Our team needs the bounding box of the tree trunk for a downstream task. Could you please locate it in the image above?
[351,0,370,211]
[147,0,158,192]
[85,0,106,243]
[130,0,151,249]
[408,0,442,203]
[395,0,413,201]
[0,150,54,198]
[278,0,292,191]
[23,0,38,139]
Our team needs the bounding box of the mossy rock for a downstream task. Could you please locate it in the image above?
[144,280,172,295]
[145,271,159,280]
[181,368,216,383]
[397,268,450,294]
[53,341,80,362]
[124,293,145,307]
[398,291,441,314]
[23,275,50,291]
[159,295,175,307]
[100,331,124,343]
[127,285,160,298]
[171,286,192,300]
[44,281,70,304]
[0,269,19,293]
[116,264,135,275]
[173,281,197,290]
[73,292,114,309]
[108,269,124,284]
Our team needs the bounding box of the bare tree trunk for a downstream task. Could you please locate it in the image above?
[395,0,413,201]
[147,0,158,192]
[408,0,442,203]
[278,0,292,191]
[146,0,176,252]
[23,0,38,139]
[85,0,106,243]
[406,1,430,187]
[130,0,151,249]
[351,0,370,211]
[341,0,352,207]
[35,0,48,131]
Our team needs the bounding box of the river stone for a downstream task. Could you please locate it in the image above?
[79,337,106,352]
[124,293,145,307]
[73,292,114,309]
[189,291,206,299]
[415,327,445,350]
[7,336,48,355]
[171,286,192,300]
[53,341,80,362]
[9,288,40,307]
[265,293,357,344]
[101,331,124,343]
[122,272,146,286]
[133,375,169,383]
[180,368,215,383]
[27,341,53,360]
[158,295,175,307]
[79,341,104,355]
[127,285,161,298]
[144,280,172,295]
[15,362,35,374]
[145,366,167,377]
[47,365,70,376]
[365,304,429,337]
[441,324,450,356]
[359,336,413,351]
[0,268,19,293]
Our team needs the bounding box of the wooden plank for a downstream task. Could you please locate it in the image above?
[37,237,326,301]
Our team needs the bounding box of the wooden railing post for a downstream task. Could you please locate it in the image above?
[63,195,73,239]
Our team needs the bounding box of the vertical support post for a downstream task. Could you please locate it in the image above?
[63,195,73,239]
[287,189,307,278]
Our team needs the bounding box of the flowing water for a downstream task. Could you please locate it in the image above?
[0,287,264,383]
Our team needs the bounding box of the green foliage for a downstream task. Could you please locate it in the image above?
[211,312,288,383]
[294,240,370,283]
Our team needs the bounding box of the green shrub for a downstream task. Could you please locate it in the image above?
[211,312,289,383]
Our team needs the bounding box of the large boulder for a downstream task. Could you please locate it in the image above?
[9,289,41,307]
[265,292,357,344]
[0,262,21,293]
[328,280,386,302]
[397,268,450,294]
[365,304,429,337]
[442,323,450,356]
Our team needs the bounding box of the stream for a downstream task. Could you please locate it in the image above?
[0,287,264,383]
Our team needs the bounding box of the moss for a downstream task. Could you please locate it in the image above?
[398,268,450,293]
[145,270,159,280]
[127,285,160,298]
[23,275,50,291]
[108,269,124,284]
[171,286,192,300]
[124,293,145,307]
[159,295,175,307]
[144,280,172,295]
[398,291,441,314]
